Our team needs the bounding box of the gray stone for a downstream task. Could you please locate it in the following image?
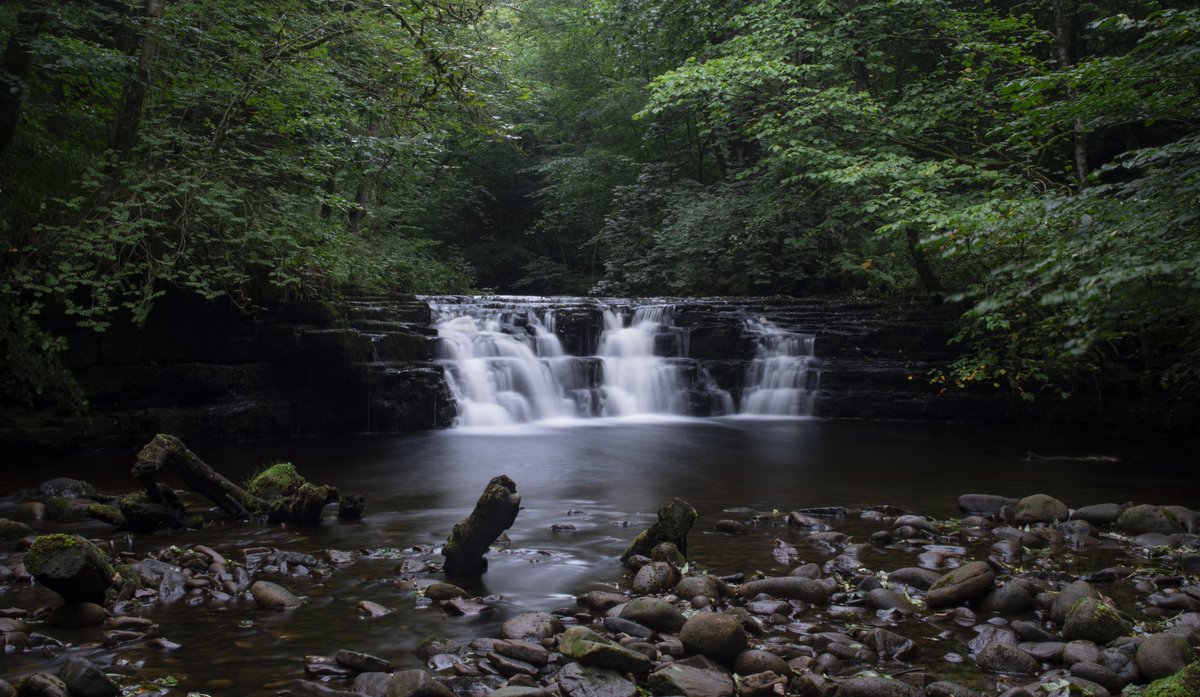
[958,494,1018,516]
[335,649,392,673]
[1012,494,1069,524]
[1070,662,1124,694]
[975,644,1039,674]
[559,626,652,674]
[737,576,832,604]
[675,575,720,600]
[925,682,985,697]
[887,567,940,590]
[679,613,748,664]
[557,663,636,697]
[424,582,467,601]
[387,670,455,697]
[14,674,70,697]
[250,580,301,610]
[979,584,1034,614]
[1051,581,1100,625]
[354,673,392,697]
[1072,503,1126,526]
[861,628,915,660]
[1019,642,1065,662]
[57,658,119,697]
[865,588,918,615]
[632,562,678,595]
[647,663,734,697]
[832,675,922,696]
[501,612,564,642]
[1135,633,1196,680]
[1063,597,1132,645]
[925,561,995,608]
[1062,640,1101,666]
[734,650,791,676]
[618,597,686,634]
[1116,505,1184,535]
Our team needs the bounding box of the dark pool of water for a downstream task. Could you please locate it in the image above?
[2,418,1198,693]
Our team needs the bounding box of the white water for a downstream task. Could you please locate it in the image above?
[430,298,816,427]
[597,306,687,416]
[739,318,820,416]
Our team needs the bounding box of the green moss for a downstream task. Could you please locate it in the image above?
[24,532,80,568]
[87,504,127,527]
[1145,661,1200,697]
[246,462,306,499]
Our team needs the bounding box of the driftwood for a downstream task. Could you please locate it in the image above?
[443,475,521,576]
[133,434,263,519]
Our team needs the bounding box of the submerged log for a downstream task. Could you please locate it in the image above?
[620,498,697,567]
[443,475,521,576]
[133,434,262,519]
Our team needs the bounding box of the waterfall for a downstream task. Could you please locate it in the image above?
[739,317,820,416]
[429,297,815,426]
[597,306,688,416]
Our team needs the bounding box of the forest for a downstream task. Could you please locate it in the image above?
[1,0,1198,417]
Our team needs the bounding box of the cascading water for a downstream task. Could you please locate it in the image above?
[430,297,817,426]
[739,318,820,416]
[597,306,688,416]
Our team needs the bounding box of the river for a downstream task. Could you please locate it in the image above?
[3,417,1197,693]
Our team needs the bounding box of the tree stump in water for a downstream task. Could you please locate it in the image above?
[133,434,262,519]
[443,475,521,576]
[620,498,697,567]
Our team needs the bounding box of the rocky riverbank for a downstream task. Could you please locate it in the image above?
[2,471,1200,696]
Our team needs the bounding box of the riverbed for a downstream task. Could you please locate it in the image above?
[2,417,1198,693]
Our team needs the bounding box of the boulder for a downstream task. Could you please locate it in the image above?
[556,662,637,697]
[23,534,114,604]
[57,658,119,697]
[618,597,686,634]
[14,674,70,697]
[0,519,35,542]
[250,580,302,610]
[958,494,1019,516]
[1116,505,1184,535]
[925,561,995,609]
[647,663,734,697]
[1069,662,1124,694]
[1063,597,1132,645]
[1136,633,1197,681]
[620,499,697,566]
[832,675,922,696]
[679,613,748,664]
[1052,581,1100,625]
[1136,661,1200,697]
[559,626,652,674]
[887,567,940,590]
[737,576,832,604]
[1012,494,1069,524]
[1072,503,1126,526]
[387,670,455,697]
[424,583,467,602]
[976,644,1039,674]
[442,475,521,576]
[501,612,564,642]
[675,575,720,601]
[632,562,678,595]
[979,584,1034,614]
[734,650,791,676]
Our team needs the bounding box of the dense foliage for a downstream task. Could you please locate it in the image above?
[2,0,1198,417]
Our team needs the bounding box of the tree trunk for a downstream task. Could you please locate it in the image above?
[907,228,943,294]
[98,0,164,203]
[1051,0,1088,190]
[133,434,263,519]
[0,7,47,158]
[348,120,380,236]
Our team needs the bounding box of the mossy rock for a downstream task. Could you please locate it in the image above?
[247,463,306,499]
[85,504,127,527]
[24,534,115,604]
[1142,661,1200,697]
[1062,596,1132,645]
[0,518,35,542]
